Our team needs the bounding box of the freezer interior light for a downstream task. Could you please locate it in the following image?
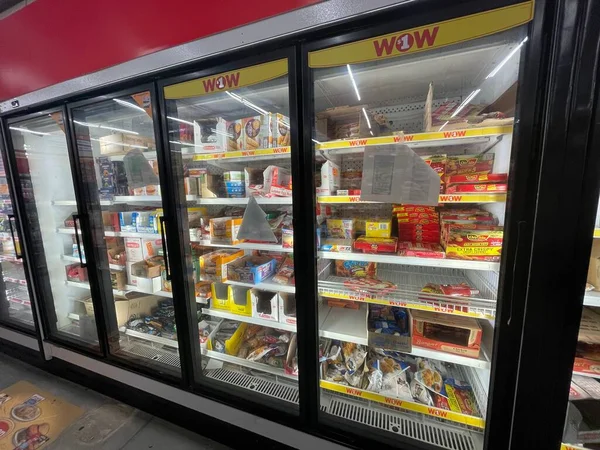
[450,89,481,118]
[167,116,194,126]
[347,64,361,101]
[225,91,269,115]
[114,98,147,113]
[362,107,371,129]
[486,36,528,79]
[9,127,50,136]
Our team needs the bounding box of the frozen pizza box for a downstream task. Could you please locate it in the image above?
[442,224,503,261]
[445,183,507,194]
[411,310,482,359]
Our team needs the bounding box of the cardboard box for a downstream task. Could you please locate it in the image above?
[85,295,160,327]
[447,173,508,184]
[198,170,222,198]
[443,225,503,261]
[272,113,290,147]
[320,238,353,252]
[193,117,227,151]
[327,219,354,239]
[130,274,162,293]
[354,236,398,254]
[316,161,340,195]
[263,166,292,197]
[118,212,137,232]
[209,217,242,245]
[279,293,296,325]
[124,238,162,262]
[99,157,116,199]
[445,183,507,194]
[99,133,154,155]
[228,286,252,316]
[184,177,198,196]
[211,282,230,310]
[110,270,127,291]
[102,212,121,232]
[445,154,495,184]
[251,289,278,322]
[411,310,482,359]
[243,115,272,149]
[199,249,244,282]
[131,259,162,279]
[589,241,600,291]
[132,185,160,196]
[227,255,277,284]
[244,168,264,197]
[365,219,392,238]
[66,263,87,282]
[223,171,245,198]
[367,307,412,353]
[226,120,243,151]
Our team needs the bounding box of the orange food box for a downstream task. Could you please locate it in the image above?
[411,310,482,359]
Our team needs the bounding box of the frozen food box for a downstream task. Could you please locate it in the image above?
[367,305,412,353]
[365,219,392,238]
[66,263,88,282]
[199,249,244,282]
[263,166,292,197]
[211,282,230,311]
[279,293,297,325]
[445,153,495,184]
[243,115,272,149]
[282,227,294,249]
[198,169,223,198]
[320,238,353,252]
[226,120,243,151]
[316,161,341,196]
[209,217,242,245]
[251,290,279,322]
[223,170,245,198]
[124,237,162,262]
[99,157,116,199]
[193,117,227,151]
[335,260,377,278]
[354,236,398,254]
[226,255,277,284]
[422,154,447,193]
[228,286,252,317]
[327,219,354,239]
[446,173,508,185]
[244,167,264,197]
[443,225,503,261]
[99,133,154,155]
[110,270,127,291]
[272,113,291,147]
[398,241,445,258]
[445,183,507,194]
[411,310,482,359]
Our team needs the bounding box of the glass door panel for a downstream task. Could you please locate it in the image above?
[163,58,297,410]
[8,112,98,344]
[562,203,600,449]
[70,90,181,376]
[309,4,531,447]
[0,148,32,330]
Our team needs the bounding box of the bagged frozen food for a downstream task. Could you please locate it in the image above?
[343,277,396,295]
[335,260,377,278]
[443,378,480,416]
[421,282,479,297]
[411,378,433,406]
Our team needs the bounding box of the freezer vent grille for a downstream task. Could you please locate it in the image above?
[326,397,476,450]
[205,368,299,404]
[119,343,181,369]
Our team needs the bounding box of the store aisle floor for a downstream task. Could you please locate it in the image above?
[0,355,230,450]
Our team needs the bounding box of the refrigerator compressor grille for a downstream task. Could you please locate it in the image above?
[120,343,181,369]
[325,397,477,450]
[206,368,299,404]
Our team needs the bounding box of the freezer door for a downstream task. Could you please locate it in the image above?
[5,111,98,346]
[308,2,533,448]
[69,90,182,378]
[161,56,299,412]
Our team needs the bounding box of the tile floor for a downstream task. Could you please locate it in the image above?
[0,354,231,449]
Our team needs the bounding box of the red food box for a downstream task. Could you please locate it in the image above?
[397,217,439,225]
[336,189,362,196]
[354,236,398,254]
[445,183,507,194]
[445,154,495,183]
[393,205,437,213]
[398,242,445,258]
[396,212,439,219]
[447,173,508,185]
[411,310,482,359]
[439,214,496,223]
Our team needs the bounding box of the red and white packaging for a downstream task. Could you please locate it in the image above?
[336,189,362,196]
[445,183,507,194]
[263,165,292,197]
[354,237,398,254]
[393,204,437,214]
[398,242,445,258]
[446,173,508,185]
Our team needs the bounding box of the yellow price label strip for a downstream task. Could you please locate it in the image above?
[193,146,290,161]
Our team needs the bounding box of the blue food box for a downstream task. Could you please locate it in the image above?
[227,255,277,284]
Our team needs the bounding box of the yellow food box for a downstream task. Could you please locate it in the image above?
[211,282,230,311]
[209,217,243,245]
[228,286,252,317]
[365,219,392,238]
[199,249,244,282]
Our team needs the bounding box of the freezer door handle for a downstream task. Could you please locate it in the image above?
[72,214,86,268]
[159,216,171,281]
[7,215,22,260]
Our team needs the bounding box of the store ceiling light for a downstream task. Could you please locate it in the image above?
[74,120,139,135]
[362,107,371,129]
[167,116,195,126]
[486,36,528,79]
[225,91,269,115]
[113,98,147,113]
[9,126,50,136]
[347,64,361,101]
[450,89,481,118]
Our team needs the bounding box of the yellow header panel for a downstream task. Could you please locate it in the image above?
[164,59,288,99]
[308,2,534,68]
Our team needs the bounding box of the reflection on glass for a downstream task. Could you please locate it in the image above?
[70,92,181,376]
[164,59,298,410]
[9,113,98,343]
[312,21,528,446]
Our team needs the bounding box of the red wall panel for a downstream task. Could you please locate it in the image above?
[0,0,320,101]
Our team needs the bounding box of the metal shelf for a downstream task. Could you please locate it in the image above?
[190,238,293,253]
[57,228,160,240]
[318,251,499,271]
[202,349,297,381]
[124,328,178,349]
[62,254,124,271]
[191,146,290,162]
[584,291,600,307]
[319,266,496,319]
[225,278,295,293]
[202,308,296,332]
[65,280,171,298]
[317,193,506,204]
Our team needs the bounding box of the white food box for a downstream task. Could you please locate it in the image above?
[316,161,340,195]
[193,118,227,152]
[278,293,296,325]
[130,274,162,293]
[124,238,161,262]
[263,166,292,197]
[251,289,278,322]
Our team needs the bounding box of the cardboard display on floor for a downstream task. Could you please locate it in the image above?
[0,380,83,449]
